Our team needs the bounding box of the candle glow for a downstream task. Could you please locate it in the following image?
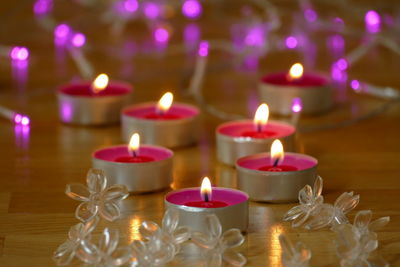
[129,133,140,157]
[200,176,212,202]
[289,63,304,80]
[271,139,284,166]
[254,103,269,132]
[157,92,173,114]
[92,74,109,94]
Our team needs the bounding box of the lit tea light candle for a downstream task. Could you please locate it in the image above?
[236,140,318,202]
[57,73,133,125]
[165,176,249,232]
[259,63,332,115]
[92,133,173,193]
[216,103,295,166]
[121,92,200,148]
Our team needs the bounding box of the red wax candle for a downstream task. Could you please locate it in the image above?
[143,113,182,120]
[261,72,328,87]
[114,155,154,163]
[184,200,228,208]
[258,165,298,172]
[59,82,132,97]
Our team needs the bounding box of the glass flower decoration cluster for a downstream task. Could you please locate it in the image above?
[54,168,247,266]
[282,176,390,267]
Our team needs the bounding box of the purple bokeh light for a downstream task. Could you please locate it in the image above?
[350,80,361,92]
[304,8,317,22]
[10,47,29,61]
[365,10,381,33]
[143,2,161,19]
[331,63,348,83]
[291,98,303,113]
[54,24,71,39]
[182,0,202,19]
[285,36,298,49]
[33,0,53,15]
[198,40,208,57]
[71,33,86,47]
[327,34,345,55]
[184,23,200,45]
[13,114,30,126]
[124,0,138,13]
[154,27,169,43]
[244,26,265,47]
[336,58,348,70]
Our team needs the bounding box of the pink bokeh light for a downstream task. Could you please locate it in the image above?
[365,10,381,33]
[198,40,208,57]
[182,0,202,19]
[285,36,298,49]
[71,33,86,47]
[154,27,169,43]
[291,98,302,113]
[10,47,29,61]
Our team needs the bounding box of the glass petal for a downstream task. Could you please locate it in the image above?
[65,183,90,202]
[75,202,98,223]
[283,205,304,221]
[102,185,129,202]
[207,251,222,267]
[304,204,334,230]
[53,241,76,266]
[205,214,222,239]
[223,251,247,267]
[354,210,372,231]
[295,242,312,262]
[292,210,310,228]
[162,209,179,234]
[99,228,119,255]
[191,231,214,249]
[369,216,390,232]
[313,176,323,198]
[299,185,313,205]
[86,168,107,193]
[130,240,148,262]
[99,201,121,222]
[139,221,161,240]
[279,234,295,259]
[76,239,100,264]
[364,239,378,253]
[110,246,132,266]
[173,226,191,244]
[334,192,360,214]
[83,217,99,234]
[68,223,84,240]
[221,229,244,249]
[152,242,175,265]
[334,224,359,258]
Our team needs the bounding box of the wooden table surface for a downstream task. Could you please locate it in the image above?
[1,1,400,266]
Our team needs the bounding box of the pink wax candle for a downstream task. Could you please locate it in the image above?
[92,133,173,193]
[165,177,249,232]
[259,63,333,115]
[57,74,133,125]
[216,103,296,166]
[236,140,318,202]
[121,92,200,148]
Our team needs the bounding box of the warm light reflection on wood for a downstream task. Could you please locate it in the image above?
[129,216,142,243]
[268,224,284,267]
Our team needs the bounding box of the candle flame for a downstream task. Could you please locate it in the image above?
[129,133,140,155]
[157,92,173,114]
[254,103,269,131]
[271,139,284,166]
[200,177,212,201]
[92,73,109,93]
[289,63,303,79]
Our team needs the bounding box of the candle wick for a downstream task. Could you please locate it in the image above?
[204,193,209,202]
[256,123,262,133]
[273,158,279,167]
[156,108,165,116]
[131,150,137,158]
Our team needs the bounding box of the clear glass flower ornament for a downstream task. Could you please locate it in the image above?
[130,209,191,266]
[53,217,99,266]
[333,210,390,267]
[81,227,132,267]
[283,176,324,228]
[191,214,246,267]
[304,191,360,230]
[279,233,311,267]
[65,168,129,222]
